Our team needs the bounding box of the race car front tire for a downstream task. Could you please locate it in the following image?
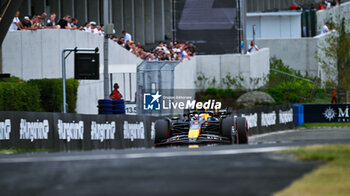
[221,117,235,143]
[155,119,170,143]
[236,117,248,144]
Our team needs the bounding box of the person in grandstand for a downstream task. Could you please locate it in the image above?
[89,21,99,34]
[9,11,23,31]
[57,15,72,29]
[31,15,43,30]
[46,13,57,27]
[187,42,196,56]
[21,16,32,29]
[122,30,132,43]
[248,40,259,53]
[321,23,330,34]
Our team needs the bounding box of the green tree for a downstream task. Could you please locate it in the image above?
[319,17,350,92]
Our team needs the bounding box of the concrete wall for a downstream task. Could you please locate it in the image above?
[174,58,197,90]
[247,11,301,39]
[315,32,335,83]
[1,30,141,114]
[251,32,332,79]
[76,75,104,115]
[317,2,350,34]
[1,29,141,80]
[193,48,270,89]
[253,37,318,76]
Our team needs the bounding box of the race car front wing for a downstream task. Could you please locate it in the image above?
[155,134,232,146]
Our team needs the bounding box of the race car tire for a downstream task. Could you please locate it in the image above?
[221,117,235,143]
[183,109,190,117]
[227,107,233,115]
[155,119,170,143]
[236,117,248,144]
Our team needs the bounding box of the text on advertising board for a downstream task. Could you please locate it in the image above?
[0,119,11,140]
[20,119,49,142]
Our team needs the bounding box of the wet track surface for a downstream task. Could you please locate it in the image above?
[0,128,349,196]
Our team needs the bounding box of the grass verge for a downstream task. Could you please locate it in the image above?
[274,144,350,196]
[0,148,54,154]
[301,122,350,128]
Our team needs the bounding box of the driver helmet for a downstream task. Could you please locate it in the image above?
[190,114,199,120]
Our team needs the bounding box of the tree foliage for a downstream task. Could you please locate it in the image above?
[319,16,350,90]
[266,57,321,104]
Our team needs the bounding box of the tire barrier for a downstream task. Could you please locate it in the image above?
[112,99,126,115]
[98,99,125,115]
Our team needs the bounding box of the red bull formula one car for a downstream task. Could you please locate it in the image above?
[154,109,248,146]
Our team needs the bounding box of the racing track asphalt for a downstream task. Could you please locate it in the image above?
[0,127,349,196]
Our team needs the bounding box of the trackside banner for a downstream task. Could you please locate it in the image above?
[0,111,159,150]
[303,104,350,123]
[232,105,295,135]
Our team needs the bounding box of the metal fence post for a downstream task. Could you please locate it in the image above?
[62,50,67,113]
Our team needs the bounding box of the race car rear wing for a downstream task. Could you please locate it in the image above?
[184,108,233,117]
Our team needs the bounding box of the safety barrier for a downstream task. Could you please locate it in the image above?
[0,105,295,150]
[1,104,349,150]
[303,104,350,123]
[293,104,350,125]
[0,111,158,150]
[233,104,295,135]
[293,104,304,127]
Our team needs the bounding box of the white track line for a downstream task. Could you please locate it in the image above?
[0,146,292,164]
[249,129,299,140]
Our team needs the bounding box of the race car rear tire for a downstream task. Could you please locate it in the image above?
[183,109,190,118]
[227,107,233,115]
[236,117,248,144]
[155,119,170,143]
[221,117,235,143]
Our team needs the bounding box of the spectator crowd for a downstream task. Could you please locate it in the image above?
[289,0,341,11]
[111,38,196,61]
[8,11,196,61]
